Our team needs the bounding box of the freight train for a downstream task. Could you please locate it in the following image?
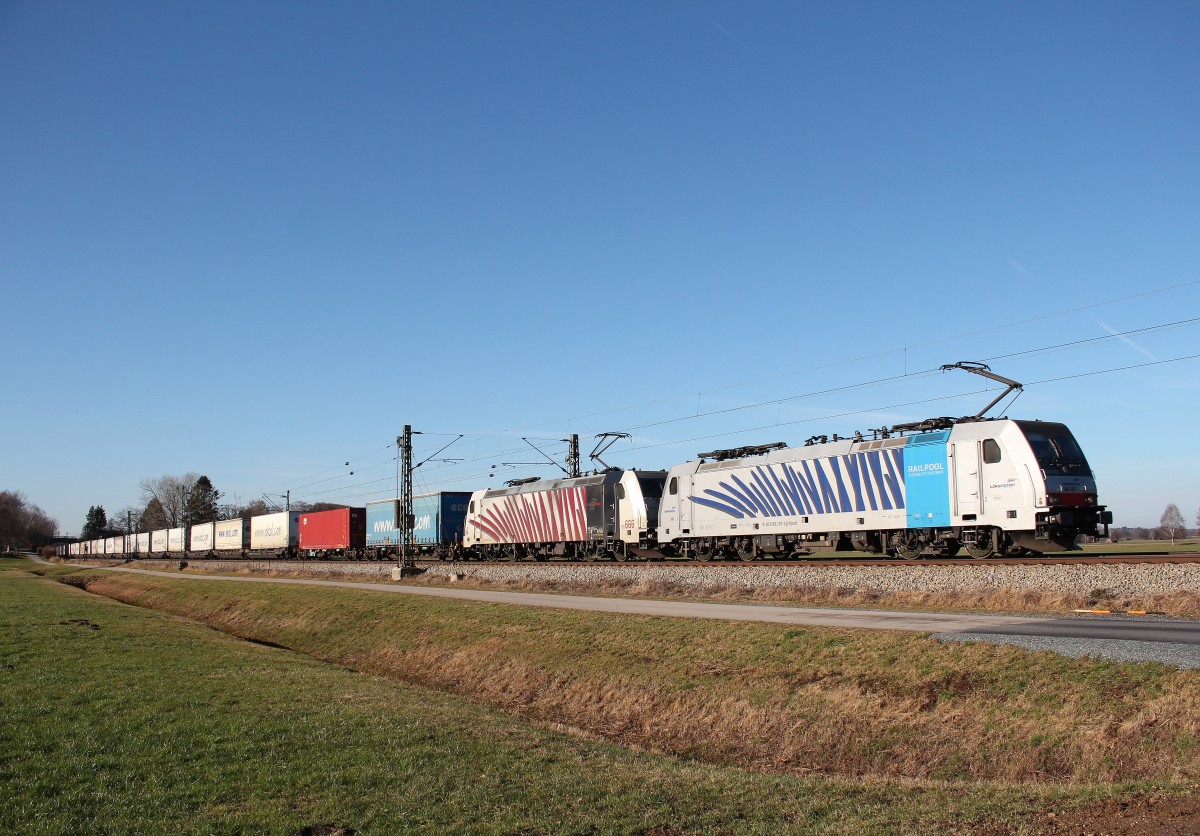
[56,365,1113,562]
[59,494,472,561]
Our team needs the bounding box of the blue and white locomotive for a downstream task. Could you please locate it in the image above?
[656,417,1111,559]
[656,364,1111,559]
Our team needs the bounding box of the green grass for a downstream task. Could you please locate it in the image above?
[61,564,1200,785]
[0,557,1185,833]
[1080,538,1199,554]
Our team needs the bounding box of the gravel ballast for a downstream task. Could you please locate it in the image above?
[112,557,1200,599]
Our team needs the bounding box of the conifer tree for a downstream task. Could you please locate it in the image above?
[183,476,222,525]
[81,505,108,540]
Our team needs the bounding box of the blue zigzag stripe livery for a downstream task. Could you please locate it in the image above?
[690,450,906,519]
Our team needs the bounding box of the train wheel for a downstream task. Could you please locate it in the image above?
[893,535,923,560]
[692,543,714,563]
[613,546,628,562]
[734,543,756,562]
[964,531,995,559]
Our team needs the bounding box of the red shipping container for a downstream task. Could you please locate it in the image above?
[298,508,367,551]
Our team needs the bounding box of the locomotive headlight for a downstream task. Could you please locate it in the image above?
[1046,493,1062,507]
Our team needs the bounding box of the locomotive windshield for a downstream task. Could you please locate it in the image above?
[1015,421,1092,476]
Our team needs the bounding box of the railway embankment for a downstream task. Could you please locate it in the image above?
[88,556,1200,616]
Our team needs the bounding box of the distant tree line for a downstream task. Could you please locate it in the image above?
[76,473,346,540]
[1110,503,1197,543]
[0,491,58,551]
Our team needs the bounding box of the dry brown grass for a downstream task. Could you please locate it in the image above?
[409,570,1200,617]
[74,570,1200,787]
[120,557,1200,617]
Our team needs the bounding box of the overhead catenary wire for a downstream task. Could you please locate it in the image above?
[287,348,1200,504]
[287,350,1195,504]
[438,279,1200,441]
[272,281,1200,505]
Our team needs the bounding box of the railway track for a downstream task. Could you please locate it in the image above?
[408,553,1200,568]
[98,551,1200,569]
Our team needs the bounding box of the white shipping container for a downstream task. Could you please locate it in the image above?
[190,522,214,552]
[214,519,248,551]
[250,511,299,550]
[167,528,186,553]
[136,532,150,554]
[151,530,168,553]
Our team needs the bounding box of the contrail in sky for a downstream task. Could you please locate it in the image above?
[1097,318,1160,361]
[1005,257,1036,278]
[712,22,752,54]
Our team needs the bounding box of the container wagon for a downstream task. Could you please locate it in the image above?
[214,518,251,553]
[249,511,300,555]
[365,491,472,559]
[189,521,215,555]
[298,507,366,557]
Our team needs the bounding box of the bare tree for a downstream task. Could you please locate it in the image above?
[1160,504,1186,545]
[138,473,199,528]
[108,506,144,534]
[0,490,58,551]
[241,498,271,518]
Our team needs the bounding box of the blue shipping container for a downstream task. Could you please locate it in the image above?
[366,492,472,547]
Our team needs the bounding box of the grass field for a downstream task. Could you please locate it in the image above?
[3,558,1197,833]
[1080,538,1200,554]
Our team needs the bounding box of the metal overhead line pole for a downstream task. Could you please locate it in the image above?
[396,426,414,569]
[566,433,581,478]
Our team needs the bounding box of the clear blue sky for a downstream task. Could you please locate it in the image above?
[2,0,1197,533]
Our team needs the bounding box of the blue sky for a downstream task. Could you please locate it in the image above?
[2,0,1197,533]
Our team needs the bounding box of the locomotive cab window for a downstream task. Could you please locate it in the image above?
[983,439,1002,464]
[1016,421,1091,475]
[616,484,625,500]
[669,477,678,495]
